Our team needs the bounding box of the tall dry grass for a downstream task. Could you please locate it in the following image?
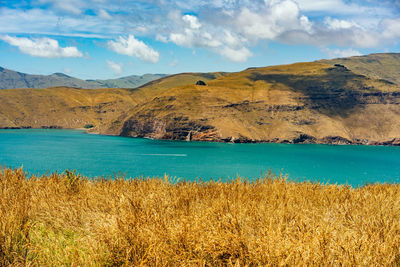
[1,167,400,266]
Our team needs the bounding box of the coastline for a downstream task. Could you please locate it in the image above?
[2,126,400,146]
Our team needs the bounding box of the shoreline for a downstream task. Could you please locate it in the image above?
[2,126,400,146]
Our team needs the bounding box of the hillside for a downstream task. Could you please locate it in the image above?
[319,53,400,85]
[1,53,400,145]
[90,74,167,88]
[0,72,224,134]
[115,61,400,145]
[0,67,167,89]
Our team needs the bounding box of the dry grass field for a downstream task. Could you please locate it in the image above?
[1,167,400,266]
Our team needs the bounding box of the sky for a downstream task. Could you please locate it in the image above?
[0,0,400,80]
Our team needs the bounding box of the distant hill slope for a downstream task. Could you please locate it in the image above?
[319,53,400,85]
[0,67,167,89]
[0,67,101,89]
[88,74,167,89]
[1,53,400,145]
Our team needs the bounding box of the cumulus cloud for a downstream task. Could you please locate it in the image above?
[1,35,83,58]
[162,1,316,61]
[2,0,400,63]
[178,0,399,55]
[106,60,123,75]
[234,0,307,40]
[182,15,201,29]
[107,35,159,63]
[166,14,252,61]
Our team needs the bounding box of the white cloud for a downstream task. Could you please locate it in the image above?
[169,28,221,48]
[300,15,313,33]
[177,0,398,53]
[162,2,317,62]
[156,34,168,43]
[169,32,191,46]
[182,15,202,29]
[218,46,253,62]
[234,0,304,40]
[107,35,159,63]
[324,17,360,30]
[167,14,252,61]
[2,0,400,64]
[221,30,246,47]
[381,18,400,40]
[0,8,120,38]
[106,60,123,75]
[1,35,83,58]
[322,47,362,58]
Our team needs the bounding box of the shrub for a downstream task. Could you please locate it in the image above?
[83,124,95,129]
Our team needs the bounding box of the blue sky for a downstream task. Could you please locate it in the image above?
[0,0,400,79]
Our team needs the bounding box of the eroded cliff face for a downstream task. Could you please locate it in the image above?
[116,91,400,145]
[120,115,220,141]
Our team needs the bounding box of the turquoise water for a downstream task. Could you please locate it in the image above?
[1,129,400,186]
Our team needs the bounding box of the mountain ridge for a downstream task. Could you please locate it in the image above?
[0,67,168,89]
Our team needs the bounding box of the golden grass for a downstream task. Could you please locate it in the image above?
[1,167,400,266]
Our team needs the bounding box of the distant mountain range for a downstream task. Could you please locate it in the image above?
[0,67,167,89]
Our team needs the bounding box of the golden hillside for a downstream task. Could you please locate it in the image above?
[320,53,400,85]
[0,72,222,134]
[0,87,135,133]
[1,56,400,145]
[116,61,400,144]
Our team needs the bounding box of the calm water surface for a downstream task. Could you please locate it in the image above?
[1,129,400,186]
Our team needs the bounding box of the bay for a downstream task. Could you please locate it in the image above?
[1,129,400,186]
